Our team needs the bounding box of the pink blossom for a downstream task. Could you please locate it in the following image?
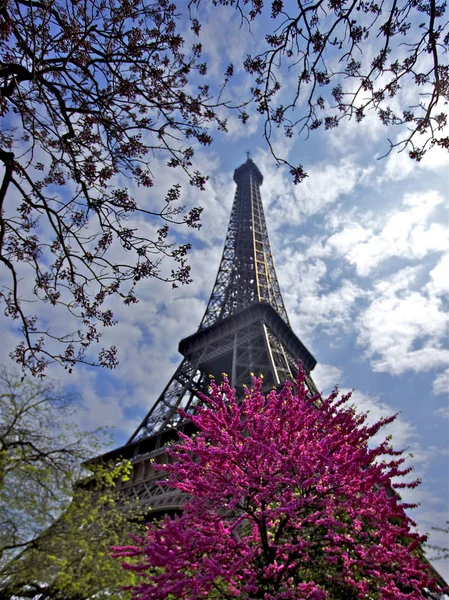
[113,368,444,599]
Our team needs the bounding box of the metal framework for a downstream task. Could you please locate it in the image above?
[94,158,318,507]
[126,158,318,443]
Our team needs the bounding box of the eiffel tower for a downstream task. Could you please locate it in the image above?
[92,158,448,597]
[97,157,318,512]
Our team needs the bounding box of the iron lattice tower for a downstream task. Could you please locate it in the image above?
[97,158,318,511]
[129,158,317,441]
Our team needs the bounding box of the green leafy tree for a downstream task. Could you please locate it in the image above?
[0,367,143,599]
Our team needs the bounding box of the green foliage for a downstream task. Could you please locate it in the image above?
[0,367,143,599]
[0,368,98,555]
[2,463,144,600]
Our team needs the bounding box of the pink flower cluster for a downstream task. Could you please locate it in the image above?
[113,368,443,599]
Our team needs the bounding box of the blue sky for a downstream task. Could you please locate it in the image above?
[1,0,448,581]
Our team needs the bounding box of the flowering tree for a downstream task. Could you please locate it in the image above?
[0,0,232,375]
[113,370,444,599]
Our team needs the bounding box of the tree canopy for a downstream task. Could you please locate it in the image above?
[113,369,445,599]
[196,0,448,173]
[1,0,447,375]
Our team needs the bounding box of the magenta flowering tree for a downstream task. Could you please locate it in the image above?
[113,370,443,599]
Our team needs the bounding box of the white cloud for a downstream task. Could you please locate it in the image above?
[434,405,449,420]
[222,111,261,140]
[276,252,363,339]
[313,363,342,393]
[261,156,366,227]
[421,144,449,170]
[433,369,449,397]
[323,223,372,257]
[293,279,362,334]
[190,1,259,81]
[382,137,449,182]
[383,148,416,181]
[427,253,449,297]
[356,268,449,375]
[325,190,448,276]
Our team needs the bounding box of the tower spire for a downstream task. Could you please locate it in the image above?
[200,159,289,329]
